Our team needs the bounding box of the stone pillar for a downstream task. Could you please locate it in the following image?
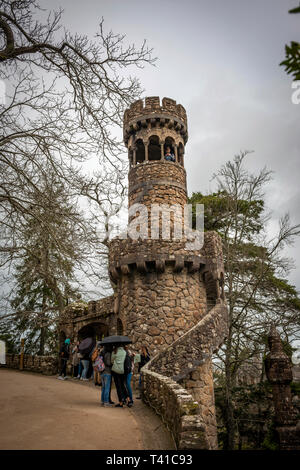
[183,359,218,449]
[145,141,149,162]
[174,145,178,163]
[181,152,184,167]
[160,143,164,160]
[265,325,300,450]
[133,148,136,166]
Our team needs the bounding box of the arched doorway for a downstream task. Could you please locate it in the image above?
[77,321,109,379]
[77,321,109,342]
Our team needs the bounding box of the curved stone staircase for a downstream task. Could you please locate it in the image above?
[141,298,228,449]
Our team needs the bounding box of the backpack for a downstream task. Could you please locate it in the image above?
[94,355,105,373]
[91,346,99,362]
[124,352,132,376]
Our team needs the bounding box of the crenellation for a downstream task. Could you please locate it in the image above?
[56,96,228,450]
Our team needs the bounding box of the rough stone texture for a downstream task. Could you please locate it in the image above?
[59,295,116,341]
[128,161,187,208]
[265,325,300,450]
[141,369,208,449]
[58,96,228,450]
[143,300,228,450]
[146,301,228,381]
[5,354,58,375]
[113,264,208,356]
[123,96,188,147]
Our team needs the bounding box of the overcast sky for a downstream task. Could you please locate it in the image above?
[39,0,300,290]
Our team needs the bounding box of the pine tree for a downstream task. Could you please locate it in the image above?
[5,171,82,355]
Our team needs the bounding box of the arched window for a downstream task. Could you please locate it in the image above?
[164,136,175,155]
[148,135,161,161]
[135,139,145,164]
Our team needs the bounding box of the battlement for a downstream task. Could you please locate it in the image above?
[124,97,187,127]
[124,96,188,155]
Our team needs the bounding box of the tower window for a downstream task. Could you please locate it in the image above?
[148,135,161,161]
[135,139,145,164]
[164,137,176,162]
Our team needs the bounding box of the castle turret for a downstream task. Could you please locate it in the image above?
[60,96,228,449]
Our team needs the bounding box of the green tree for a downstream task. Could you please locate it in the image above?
[0,169,84,354]
[280,5,300,80]
[189,152,300,449]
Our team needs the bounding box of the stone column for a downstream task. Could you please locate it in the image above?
[133,148,136,166]
[183,359,219,450]
[145,141,149,162]
[181,152,184,167]
[160,143,164,160]
[174,145,178,163]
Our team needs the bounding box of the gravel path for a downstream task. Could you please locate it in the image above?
[0,368,174,450]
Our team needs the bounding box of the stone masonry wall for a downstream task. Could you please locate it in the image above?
[141,368,210,449]
[116,264,208,356]
[143,301,228,450]
[128,161,187,209]
[5,354,58,375]
[182,360,218,449]
[124,97,187,133]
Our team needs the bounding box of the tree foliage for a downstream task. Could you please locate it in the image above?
[189,152,300,449]
[0,0,154,350]
[280,5,300,80]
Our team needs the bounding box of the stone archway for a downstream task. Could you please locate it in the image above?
[77,321,109,342]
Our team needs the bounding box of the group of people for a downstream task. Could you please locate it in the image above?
[58,338,151,408]
[58,338,92,381]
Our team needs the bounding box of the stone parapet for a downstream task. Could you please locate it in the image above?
[146,301,228,381]
[141,368,209,449]
[5,354,58,375]
[141,301,228,449]
[108,232,224,283]
[124,97,188,145]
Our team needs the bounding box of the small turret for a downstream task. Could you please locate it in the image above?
[124,96,187,167]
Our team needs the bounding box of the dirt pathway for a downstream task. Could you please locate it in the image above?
[0,369,174,450]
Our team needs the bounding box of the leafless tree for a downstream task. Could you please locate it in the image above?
[210,152,300,449]
[0,1,154,332]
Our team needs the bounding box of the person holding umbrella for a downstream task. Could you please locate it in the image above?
[78,337,95,381]
[111,343,131,407]
[100,344,113,406]
[99,335,132,408]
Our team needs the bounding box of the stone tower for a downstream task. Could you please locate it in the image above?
[108,97,228,449]
[265,325,300,450]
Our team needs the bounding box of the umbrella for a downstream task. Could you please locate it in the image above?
[78,337,94,354]
[99,335,132,345]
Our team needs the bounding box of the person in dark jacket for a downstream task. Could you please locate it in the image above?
[136,345,150,398]
[100,346,113,406]
[79,337,95,381]
[58,338,71,380]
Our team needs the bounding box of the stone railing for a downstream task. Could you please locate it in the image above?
[5,354,58,375]
[141,300,228,449]
[141,368,208,449]
[146,300,228,381]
